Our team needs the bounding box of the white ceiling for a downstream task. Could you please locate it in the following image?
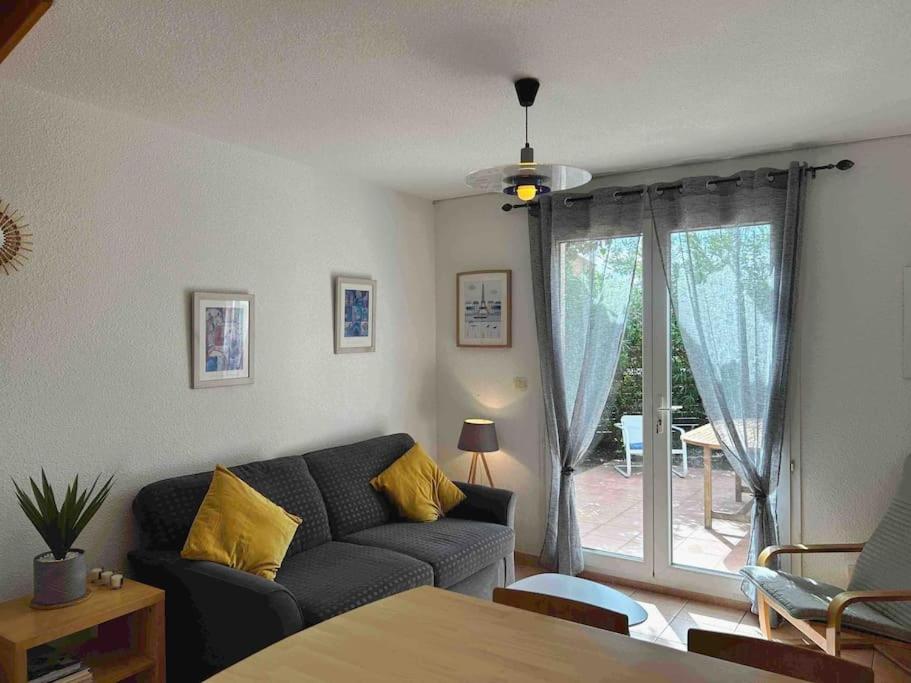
[3,0,911,200]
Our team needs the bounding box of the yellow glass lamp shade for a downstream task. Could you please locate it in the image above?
[515,184,538,202]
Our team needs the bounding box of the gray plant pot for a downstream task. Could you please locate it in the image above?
[32,548,86,607]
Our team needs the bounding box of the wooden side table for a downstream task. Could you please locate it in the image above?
[0,579,164,683]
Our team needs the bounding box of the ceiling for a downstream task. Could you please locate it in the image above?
[3,0,911,200]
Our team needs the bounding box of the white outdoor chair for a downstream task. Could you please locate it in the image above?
[614,415,688,478]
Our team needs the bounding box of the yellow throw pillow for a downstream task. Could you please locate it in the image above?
[181,465,302,580]
[370,443,466,522]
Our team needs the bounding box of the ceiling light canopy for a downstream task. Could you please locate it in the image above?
[465,78,591,204]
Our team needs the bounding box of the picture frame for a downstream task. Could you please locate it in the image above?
[457,270,511,348]
[192,291,254,388]
[335,276,376,354]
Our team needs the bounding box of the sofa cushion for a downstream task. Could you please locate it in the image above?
[181,465,302,580]
[275,541,433,626]
[303,433,415,537]
[133,455,331,556]
[741,566,911,643]
[343,518,515,588]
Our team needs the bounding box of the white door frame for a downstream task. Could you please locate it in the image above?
[582,220,794,601]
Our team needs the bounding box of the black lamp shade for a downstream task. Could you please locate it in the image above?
[458,419,499,453]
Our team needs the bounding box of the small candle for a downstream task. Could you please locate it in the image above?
[100,570,114,586]
[89,567,103,583]
[110,573,124,589]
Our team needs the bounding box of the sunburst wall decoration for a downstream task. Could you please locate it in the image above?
[0,199,32,275]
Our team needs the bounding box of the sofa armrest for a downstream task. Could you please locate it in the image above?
[449,481,516,528]
[129,550,303,679]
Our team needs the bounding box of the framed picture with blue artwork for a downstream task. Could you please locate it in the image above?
[335,276,376,354]
[192,291,254,387]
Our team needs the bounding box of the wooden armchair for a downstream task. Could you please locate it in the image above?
[742,455,911,657]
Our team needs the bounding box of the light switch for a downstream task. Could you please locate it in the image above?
[514,376,528,391]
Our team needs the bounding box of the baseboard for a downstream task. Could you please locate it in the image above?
[514,551,750,611]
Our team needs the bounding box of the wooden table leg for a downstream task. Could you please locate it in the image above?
[0,642,27,683]
[703,446,713,528]
[134,600,165,683]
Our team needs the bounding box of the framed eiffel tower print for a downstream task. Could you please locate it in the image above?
[457,270,511,348]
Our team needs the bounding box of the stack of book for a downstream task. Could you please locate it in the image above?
[27,646,93,683]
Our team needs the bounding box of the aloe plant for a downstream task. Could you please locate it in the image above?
[12,470,114,560]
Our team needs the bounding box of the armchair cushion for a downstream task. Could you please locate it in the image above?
[742,566,911,643]
[343,517,514,588]
[849,454,911,631]
[275,541,433,626]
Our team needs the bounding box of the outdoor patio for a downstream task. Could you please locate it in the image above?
[575,461,751,574]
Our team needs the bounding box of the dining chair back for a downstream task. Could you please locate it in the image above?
[492,587,629,635]
[687,629,873,683]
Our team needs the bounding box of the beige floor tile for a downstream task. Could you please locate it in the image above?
[627,590,686,639]
[659,602,746,645]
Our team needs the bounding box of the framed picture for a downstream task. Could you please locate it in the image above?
[192,292,254,388]
[335,276,376,353]
[457,270,511,348]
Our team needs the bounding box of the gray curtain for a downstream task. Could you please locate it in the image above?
[648,162,807,608]
[529,189,645,575]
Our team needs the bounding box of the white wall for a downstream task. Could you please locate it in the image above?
[435,136,911,585]
[0,80,436,600]
[434,195,545,556]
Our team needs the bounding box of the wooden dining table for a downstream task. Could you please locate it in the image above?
[208,586,799,682]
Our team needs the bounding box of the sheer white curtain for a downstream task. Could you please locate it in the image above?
[530,191,644,574]
[649,163,807,608]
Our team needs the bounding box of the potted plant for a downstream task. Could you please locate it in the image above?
[13,470,114,607]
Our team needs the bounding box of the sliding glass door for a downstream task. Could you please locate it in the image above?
[570,219,788,599]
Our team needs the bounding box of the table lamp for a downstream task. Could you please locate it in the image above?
[458,419,499,487]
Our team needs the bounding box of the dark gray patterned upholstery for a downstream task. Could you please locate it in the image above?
[132,455,331,556]
[275,541,433,626]
[303,433,415,537]
[343,517,515,588]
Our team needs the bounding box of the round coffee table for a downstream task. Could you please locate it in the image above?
[507,573,648,626]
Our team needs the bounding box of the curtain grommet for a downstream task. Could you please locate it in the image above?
[735,177,744,187]
[612,191,622,201]
[563,196,574,208]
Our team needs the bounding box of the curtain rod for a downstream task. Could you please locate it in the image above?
[501,159,854,212]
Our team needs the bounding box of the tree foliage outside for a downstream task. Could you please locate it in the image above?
[560,237,707,468]
[568,223,774,469]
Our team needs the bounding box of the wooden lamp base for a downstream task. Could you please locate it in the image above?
[467,451,494,487]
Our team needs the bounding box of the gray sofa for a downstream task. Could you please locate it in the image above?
[128,433,516,681]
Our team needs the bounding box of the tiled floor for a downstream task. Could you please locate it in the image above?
[514,559,911,681]
[575,460,750,573]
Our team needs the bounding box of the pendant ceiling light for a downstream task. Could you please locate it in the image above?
[465,78,591,208]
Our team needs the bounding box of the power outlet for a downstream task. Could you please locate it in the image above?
[514,376,528,391]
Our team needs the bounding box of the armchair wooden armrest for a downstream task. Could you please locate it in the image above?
[826,590,911,655]
[757,543,865,568]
